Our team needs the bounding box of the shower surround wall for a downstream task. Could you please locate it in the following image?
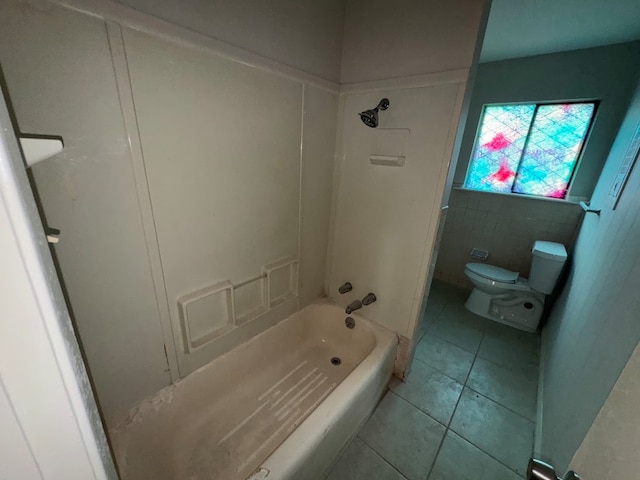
[0,0,338,420]
[329,0,488,369]
[0,0,487,420]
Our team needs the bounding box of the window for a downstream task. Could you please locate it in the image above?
[464,102,597,199]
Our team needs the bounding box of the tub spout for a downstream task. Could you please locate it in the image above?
[345,299,362,314]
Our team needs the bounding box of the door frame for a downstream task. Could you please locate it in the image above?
[0,88,118,478]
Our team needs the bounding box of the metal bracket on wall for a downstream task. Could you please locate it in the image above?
[579,201,601,215]
[45,227,61,244]
[19,136,63,167]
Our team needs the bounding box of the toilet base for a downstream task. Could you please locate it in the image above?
[465,288,544,333]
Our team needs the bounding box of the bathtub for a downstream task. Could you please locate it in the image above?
[108,300,397,480]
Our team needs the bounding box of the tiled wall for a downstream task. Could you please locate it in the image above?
[434,188,583,288]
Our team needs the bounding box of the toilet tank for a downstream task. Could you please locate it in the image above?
[529,241,568,294]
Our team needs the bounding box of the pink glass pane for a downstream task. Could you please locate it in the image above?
[513,103,595,198]
[465,105,535,193]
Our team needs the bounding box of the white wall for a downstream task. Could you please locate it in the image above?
[327,0,487,350]
[0,0,172,419]
[569,342,640,480]
[114,0,346,82]
[329,82,466,340]
[0,0,338,419]
[539,80,640,472]
[123,27,303,376]
[340,0,487,84]
[123,27,338,377]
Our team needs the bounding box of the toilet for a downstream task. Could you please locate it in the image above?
[463,241,568,332]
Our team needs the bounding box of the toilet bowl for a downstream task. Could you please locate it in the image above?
[463,241,567,332]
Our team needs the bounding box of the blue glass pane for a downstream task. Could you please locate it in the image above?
[513,103,595,198]
[465,104,535,193]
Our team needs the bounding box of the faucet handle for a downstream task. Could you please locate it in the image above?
[362,292,377,305]
[338,282,353,294]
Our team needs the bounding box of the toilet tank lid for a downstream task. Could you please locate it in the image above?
[465,263,519,283]
[532,241,567,261]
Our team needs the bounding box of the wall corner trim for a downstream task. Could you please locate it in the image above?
[55,0,340,93]
[534,335,546,457]
[340,69,469,95]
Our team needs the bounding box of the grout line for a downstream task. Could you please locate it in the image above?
[427,303,535,479]
[453,322,533,479]
[402,357,464,389]
[386,390,448,428]
[461,385,536,424]
[424,432,447,480]
[427,296,484,480]
[446,429,529,479]
[425,301,482,480]
[474,352,541,377]
[426,327,482,356]
[417,329,475,355]
[461,336,481,395]
[423,302,541,373]
[403,357,462,389]
[413,338,477,384]
[355,436,410,480]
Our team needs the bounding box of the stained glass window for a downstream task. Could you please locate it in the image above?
[465,102,596,199]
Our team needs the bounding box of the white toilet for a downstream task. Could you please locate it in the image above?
[463,241,568,332]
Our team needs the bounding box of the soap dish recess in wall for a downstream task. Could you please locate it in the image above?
[369,154,405,167]
[470,248,489,260]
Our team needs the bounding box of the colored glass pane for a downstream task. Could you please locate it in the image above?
[513,103,595,198]
[465,105,535,193]
[464,102,596,199]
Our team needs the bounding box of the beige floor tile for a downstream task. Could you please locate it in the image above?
[414,335,475,383]
[477,331,540,370]
[390,359,463,425]
[429,431,522,480]
[467,357,538,421]
[428,313,484,354]
[358,392,446,480]
[450,388,534,476]
[325,438,407,480]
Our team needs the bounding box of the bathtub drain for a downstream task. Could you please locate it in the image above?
[330,357,342,366]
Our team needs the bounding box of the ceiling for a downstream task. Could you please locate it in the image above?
[481,0,640,62]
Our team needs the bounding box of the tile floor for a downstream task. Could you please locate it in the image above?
[325,280,540,480]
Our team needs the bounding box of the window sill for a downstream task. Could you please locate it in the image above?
[452,186,586,205]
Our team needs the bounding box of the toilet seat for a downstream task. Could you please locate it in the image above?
[465,263,518,284]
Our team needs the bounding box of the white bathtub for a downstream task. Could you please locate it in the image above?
[109,300,397,480]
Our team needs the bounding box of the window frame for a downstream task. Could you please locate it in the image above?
[464,100,600,201]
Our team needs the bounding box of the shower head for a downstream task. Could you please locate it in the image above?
[359,98,390,128]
